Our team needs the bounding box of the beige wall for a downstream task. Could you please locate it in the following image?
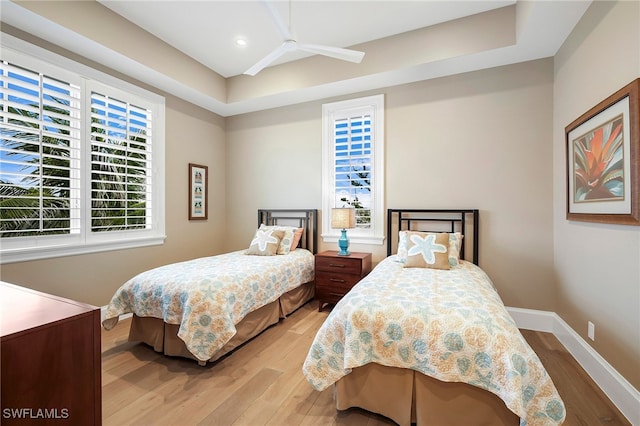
[225,103,323,251]
[553,0,640,389]
[0,95,227,306]
[226,58,556,310]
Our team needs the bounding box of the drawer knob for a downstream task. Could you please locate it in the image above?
[328,263,345,268]
[330,278,345,283]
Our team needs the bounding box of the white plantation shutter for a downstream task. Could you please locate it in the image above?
[334,113,372,227]
[322,94,384,245]
[0,60,82,237]
[89,89,153,232]
[0,42,165,263]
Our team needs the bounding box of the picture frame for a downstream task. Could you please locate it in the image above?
[566,78,639,225]
[189,163,208,220]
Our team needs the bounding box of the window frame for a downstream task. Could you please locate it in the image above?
[321,94,385,246]
[1,35,165,264]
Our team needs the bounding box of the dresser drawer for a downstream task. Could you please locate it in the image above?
[315,255,363,275]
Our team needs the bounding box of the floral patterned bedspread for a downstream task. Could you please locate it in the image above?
[102,249,314,361]
[302,256,565,426]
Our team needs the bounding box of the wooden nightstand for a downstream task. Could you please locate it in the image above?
[315,251,372,311]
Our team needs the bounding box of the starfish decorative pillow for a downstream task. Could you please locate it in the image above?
[402,231,451,269]
[246,229,285,256]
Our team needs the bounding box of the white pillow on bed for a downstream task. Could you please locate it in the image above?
[448,232,464,266]
[246,229,285,256]
[259,224,303,254]
[397,231,463,267]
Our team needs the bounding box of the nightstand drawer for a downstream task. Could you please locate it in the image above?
[314,288,347,305]
[315,256,363,275]
[315,275,361,291]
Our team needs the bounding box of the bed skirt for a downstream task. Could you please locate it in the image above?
[128,281,315,364]
[335,363,519,426]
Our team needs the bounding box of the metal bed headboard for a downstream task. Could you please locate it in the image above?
[258,209,318,254]
[387,209,479,264]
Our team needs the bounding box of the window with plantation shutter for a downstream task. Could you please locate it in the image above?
[322,94,384,245]
[0,41,165,264]
[334,114,372,227]
[89,88,152,233]
[0,61,82,239]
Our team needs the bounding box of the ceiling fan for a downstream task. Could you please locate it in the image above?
[244,0,365,76]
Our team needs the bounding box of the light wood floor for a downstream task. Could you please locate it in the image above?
[101,302,630,425]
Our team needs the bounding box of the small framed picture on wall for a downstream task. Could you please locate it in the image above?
[189,163,208,220]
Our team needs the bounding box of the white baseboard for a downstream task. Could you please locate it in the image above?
[100,305,132,324]
[507,307,640,425]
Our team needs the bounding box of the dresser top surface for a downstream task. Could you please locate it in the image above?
[1,281,98,338]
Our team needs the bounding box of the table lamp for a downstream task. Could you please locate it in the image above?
[331,208,356,256]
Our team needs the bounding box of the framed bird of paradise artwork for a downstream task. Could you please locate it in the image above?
[566,78,639,225]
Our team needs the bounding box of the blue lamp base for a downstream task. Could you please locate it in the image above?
[337,229,350,256]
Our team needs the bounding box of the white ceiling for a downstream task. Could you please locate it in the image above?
[2,0,593,116]
[97,0,517,78]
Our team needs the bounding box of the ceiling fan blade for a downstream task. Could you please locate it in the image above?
[243,41,295,76]
[262,0,293,40]
[246,1,364,76]
[296,44,365,64]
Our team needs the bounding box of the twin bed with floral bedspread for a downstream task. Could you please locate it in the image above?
[101,207,565,425]
[102,209,317,364]
[302,209,565,426]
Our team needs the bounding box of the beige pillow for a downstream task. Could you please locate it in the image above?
[398,231,462,267]
[259,225,303,254]
[246,229,284,256]
[403,231,451,269]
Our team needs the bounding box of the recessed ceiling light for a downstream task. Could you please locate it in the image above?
[236,38,247,46]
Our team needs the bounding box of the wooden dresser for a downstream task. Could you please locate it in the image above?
[0,281,102,425]
[314,251,372,311]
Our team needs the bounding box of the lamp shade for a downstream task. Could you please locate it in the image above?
[331,208,356,229]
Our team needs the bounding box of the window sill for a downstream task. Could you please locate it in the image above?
[321,233,385,246]
[0,235,166,264]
